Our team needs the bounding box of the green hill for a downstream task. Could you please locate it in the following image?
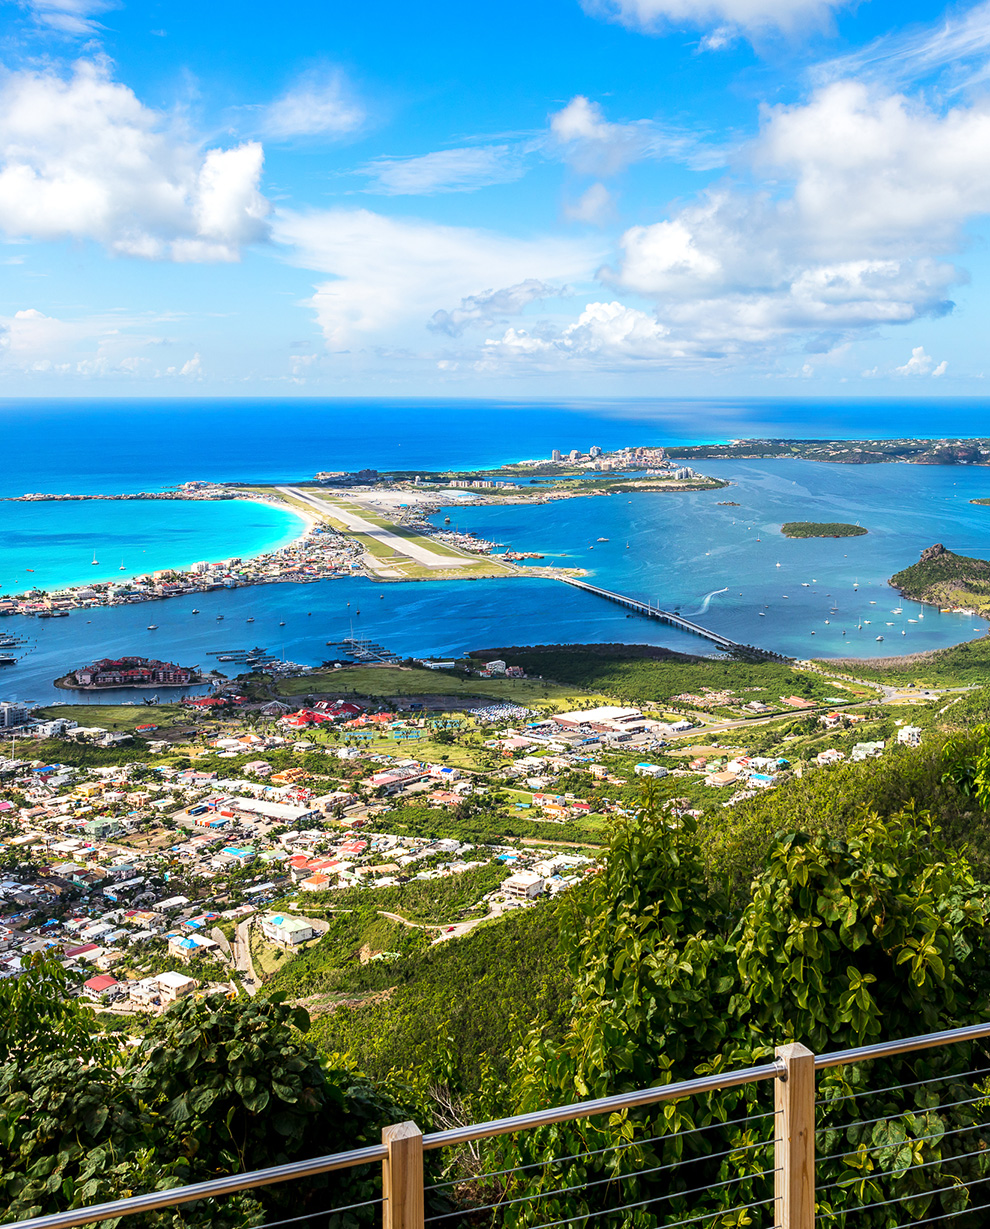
[890,542,990,613]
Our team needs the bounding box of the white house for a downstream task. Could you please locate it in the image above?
[261,913,315,947]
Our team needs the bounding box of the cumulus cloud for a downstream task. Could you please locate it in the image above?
[895,346,947,377]
[0,59,269,260]
[582,0,853,39]
[483,300,689,368]
[428,280,564,336]
[263,70,364,140]
[362,145,526,195]
[276,208,599,350]
[599,80,990,355]
[0,306,201,377]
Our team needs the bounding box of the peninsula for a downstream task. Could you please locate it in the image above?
[56,656,208,690]
[889,543,990,615]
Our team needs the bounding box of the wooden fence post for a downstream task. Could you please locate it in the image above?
[775,1043,815,1229]
[382,1121,424,1229]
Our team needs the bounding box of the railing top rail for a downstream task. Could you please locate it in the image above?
[422,1061,783,1151]
[4,1143,388,1229]
[816,1019,990,1069]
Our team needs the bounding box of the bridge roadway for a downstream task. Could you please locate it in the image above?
[559,577,741,651]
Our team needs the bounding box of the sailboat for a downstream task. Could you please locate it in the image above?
[119,560,126,571]
[91,553,99,566]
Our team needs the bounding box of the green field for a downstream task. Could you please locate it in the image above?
[32,703,192,732]
[276,664,605,707]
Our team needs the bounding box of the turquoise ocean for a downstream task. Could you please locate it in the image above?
[3,396,990,703]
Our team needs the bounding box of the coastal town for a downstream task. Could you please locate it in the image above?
[0,650,933,1007]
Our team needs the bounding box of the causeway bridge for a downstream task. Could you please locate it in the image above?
[558,577,788,660]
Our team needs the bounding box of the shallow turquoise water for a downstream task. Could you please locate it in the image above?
[0,498,306,594]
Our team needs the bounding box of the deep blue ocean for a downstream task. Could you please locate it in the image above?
[3,396,990,704]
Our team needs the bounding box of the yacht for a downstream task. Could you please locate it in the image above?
[191,609,200,614]
[147,624,158,630]
[91,553,99,565]
[876,635,884,641]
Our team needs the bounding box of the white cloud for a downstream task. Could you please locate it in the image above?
[895,346,947,377]
[276,208,600,350]
[0,306,200,377]
[429,280,563,336]
[549,95,696,174]
[18,0,114,35]
[565,183,615,225]
[582,0,854,39]
[814,1,990,94]
[362,145,526,195]
[0,59,269,260]
[263,70,364,140]
[483,300,689,368]
[602,80,990,355]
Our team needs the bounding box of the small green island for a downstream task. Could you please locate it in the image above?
[970,498,990,506]
[780,522,868,538]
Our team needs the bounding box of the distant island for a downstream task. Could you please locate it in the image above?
[890,544,990,615]
[667,437,990,466]
[56,656,207,691]
[781,522,868,538]
[970,498,990,506]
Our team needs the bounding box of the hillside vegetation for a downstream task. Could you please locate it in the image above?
[780,521,867,537]
[890,542,990,614]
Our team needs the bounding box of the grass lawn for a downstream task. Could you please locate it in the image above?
[276,665,606,707]
[33,703,192,731]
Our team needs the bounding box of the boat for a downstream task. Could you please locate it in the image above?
[279,620,286,626]
[147,625,158,630]
[444,517,450,524]
[902,630,906,635]
[864,620,871,624]
[91,553,99,565]
[758,612,765,616]
[775,562,781,568]
[801,583,809,587]
[908,618,917,623]
[597,537,609,542]
[824,620,830,625]
[191,609,200,614]
[216,615,224,621]
[876,636,884,642]
[25,568,33,573]
[918,613,925,619]
[380,594,385,599]
[891,607,903,614]
[247,617,255,623]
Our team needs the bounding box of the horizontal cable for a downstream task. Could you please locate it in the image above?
[819,1065,990,1108]
[422,1062,783,1152]
[819,1116,990,1165]
[521,1193,775,1229]
[252,1198,385,1229]
[825,1091,989,1134]
[828,1168,990,1216]
[878,1195,990,1229]
[424,1109,776,1193]
[423,1163,778,1224]
[817,1142,990,1194]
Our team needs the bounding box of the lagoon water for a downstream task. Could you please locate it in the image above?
[1,498,306,593]
[3,397,990,703]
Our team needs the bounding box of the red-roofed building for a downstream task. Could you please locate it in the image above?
[83,974,119,997]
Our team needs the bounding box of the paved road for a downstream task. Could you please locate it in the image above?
[233,918,260,996]
[279,487,473,569]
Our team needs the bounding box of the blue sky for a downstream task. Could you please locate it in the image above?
[0,0,988,396]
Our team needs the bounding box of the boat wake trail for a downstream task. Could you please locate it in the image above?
[686,587,729,616]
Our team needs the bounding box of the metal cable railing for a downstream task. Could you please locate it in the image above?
[7,1019,990,1229]
[815,1038,990,1228]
